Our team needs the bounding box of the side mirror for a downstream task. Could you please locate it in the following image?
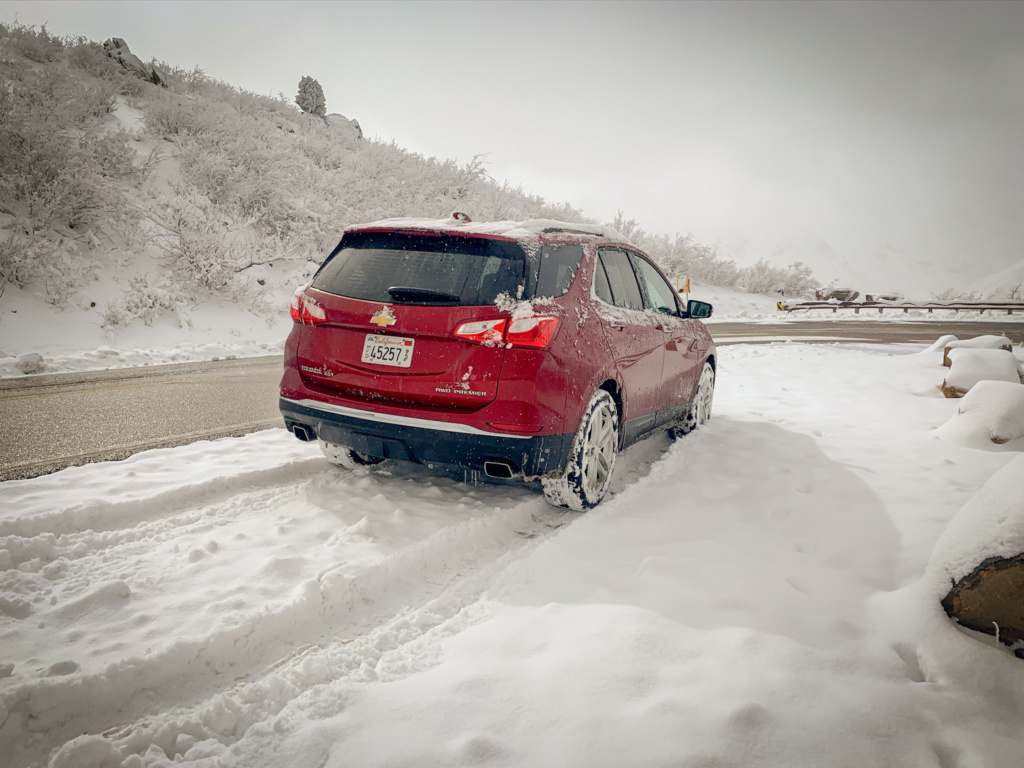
[686,299,713,319]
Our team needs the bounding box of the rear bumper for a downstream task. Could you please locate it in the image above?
[280,396,573,478]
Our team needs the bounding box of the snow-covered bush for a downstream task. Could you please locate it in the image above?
[0,233,46,288]
[102,275,181,327]
[737,259,818,297]
[157,197,238,294]
[0,21,64,63]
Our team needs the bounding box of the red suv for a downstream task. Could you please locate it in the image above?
[279,216,716,509]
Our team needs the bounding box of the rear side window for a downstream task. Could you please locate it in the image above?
[532,244,583,299]
[312,232,525,305]
[596,249,644,311]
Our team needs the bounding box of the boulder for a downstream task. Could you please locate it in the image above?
[943,335,1013,367]
[941,348,1024,398]
[103,37,167,88]
[15,352,45,375]
[942,554,1024,650]
[326,113,363,140]
[930,453,1024,655]
[936,379,1024,448]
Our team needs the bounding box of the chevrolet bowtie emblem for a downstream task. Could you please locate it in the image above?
[370,306,397,327]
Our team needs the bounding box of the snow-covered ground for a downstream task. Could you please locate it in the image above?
[2,340,1023,768]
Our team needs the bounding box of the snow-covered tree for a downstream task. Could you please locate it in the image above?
[295,76,326,117]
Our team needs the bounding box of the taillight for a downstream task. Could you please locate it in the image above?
[454,318,507,345]
[506,316,559,348]
[454,316,559,349]
[290,289,326,325]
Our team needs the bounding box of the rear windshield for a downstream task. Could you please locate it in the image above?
[312,232,526,306]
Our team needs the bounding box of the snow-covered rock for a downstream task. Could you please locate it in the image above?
[929,454,1024,649]
[943,335,1013,367]
[936,380,1024,450]
[929,454,1024,582]
[941,348,1023,398]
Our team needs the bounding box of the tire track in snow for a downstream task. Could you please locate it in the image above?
[0,452,326,541]
[2,485,570,768]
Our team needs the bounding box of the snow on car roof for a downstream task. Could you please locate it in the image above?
[348,216,630,242]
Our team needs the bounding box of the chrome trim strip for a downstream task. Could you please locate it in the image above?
[281,397,532,440]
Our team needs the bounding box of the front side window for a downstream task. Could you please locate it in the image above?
[631,255,679,315]
[596,249,644,311]
[312,232,525,305]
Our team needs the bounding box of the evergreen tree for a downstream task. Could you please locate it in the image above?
[295,75,326,117]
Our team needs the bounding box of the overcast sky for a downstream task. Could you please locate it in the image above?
[2,0,1022,289]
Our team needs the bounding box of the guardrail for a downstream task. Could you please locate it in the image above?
[777,300,1024,315]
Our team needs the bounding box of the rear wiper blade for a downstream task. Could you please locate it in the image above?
[387,286,460,303]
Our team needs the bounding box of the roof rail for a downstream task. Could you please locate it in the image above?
[541,226,606,236]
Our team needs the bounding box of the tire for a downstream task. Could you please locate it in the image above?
[671,361,715,439]
[319,439,386,469]
[542,389,619,511]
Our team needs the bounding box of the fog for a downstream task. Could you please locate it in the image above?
[2,0,1021,293]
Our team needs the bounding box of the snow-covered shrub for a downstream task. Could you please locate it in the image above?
[157,197,238,294]
[0,233,47,288]
[295,75,326,117]
[0,62,133,236]
[0,21,64,63]
[737,259,818,297]
[40,250,100,305]
[102,275,181,327]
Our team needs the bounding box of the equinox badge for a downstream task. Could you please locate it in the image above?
[370,306,397,327]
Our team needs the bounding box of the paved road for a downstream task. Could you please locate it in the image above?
[3,319,1023,480]
[0,357,283,481]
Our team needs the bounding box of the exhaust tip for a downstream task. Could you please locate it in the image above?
[483,460,515,480]
[290,423,315,442]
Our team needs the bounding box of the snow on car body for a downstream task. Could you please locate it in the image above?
[279,216,716,509]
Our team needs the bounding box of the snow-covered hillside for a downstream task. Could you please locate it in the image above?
[967,257,1024,300]
[2,341,1022,767]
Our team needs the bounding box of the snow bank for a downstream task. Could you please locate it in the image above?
[927,454,1024,584]
[942,348,1023,396]
[936,380,1024,450]
[923,334,958,354]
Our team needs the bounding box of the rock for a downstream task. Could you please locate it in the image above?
[15,352,45,375]
[941,348,1023,398]
[943,335,1013,367]
[814,289,859,302]
[103,37,167,88]
[326,113,363,140]
[942,553,1024,647]
[930,453,1024,653]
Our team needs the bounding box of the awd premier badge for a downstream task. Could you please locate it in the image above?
[370,306,397,327]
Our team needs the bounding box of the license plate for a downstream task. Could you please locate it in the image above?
[361,334,415,368]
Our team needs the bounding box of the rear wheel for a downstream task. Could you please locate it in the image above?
[319,440,386,469]
[542,389,619,511]
[671,361,715,439]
